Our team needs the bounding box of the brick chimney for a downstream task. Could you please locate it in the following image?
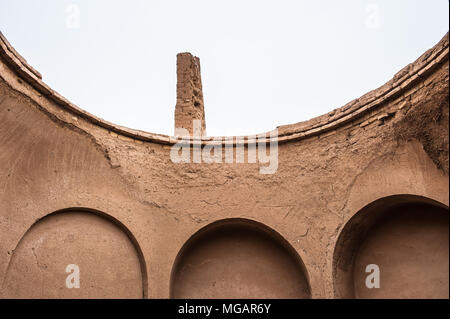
[174,52,206,137]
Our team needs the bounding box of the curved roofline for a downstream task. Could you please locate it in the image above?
[0,31,448,146]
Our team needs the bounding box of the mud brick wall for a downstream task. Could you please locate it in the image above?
[0,31,448,299]
[174,52,206,137]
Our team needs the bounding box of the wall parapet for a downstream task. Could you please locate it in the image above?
[0,31,448,146]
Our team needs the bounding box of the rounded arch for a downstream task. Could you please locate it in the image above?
[2,207,148,298]
[170,218,311,298]
[333,194,449,299]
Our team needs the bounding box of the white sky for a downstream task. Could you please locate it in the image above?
[0,0,448,136]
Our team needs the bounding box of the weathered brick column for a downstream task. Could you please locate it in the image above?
[174,52,206,137]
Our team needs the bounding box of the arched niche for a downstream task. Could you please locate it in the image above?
[333,195,449,299]
[170,218,311,298]
[2,208,147,298]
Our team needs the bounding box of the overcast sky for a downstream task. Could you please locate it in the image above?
[0,1,448,136]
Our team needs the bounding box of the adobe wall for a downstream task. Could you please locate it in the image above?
[0,31,448,298]
[174,52,206,137]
